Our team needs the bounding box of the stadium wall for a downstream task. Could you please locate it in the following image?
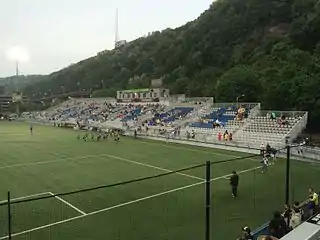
[123,130,320,163]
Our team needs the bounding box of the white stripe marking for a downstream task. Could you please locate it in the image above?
[0,192,50,204]
[48,192,86,216]
[104,153,204,181]
[0,165,261,239]
[0,153,106,170]
[140,139,240,158]
[0,152,203,181]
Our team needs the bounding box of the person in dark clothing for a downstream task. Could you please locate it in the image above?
[134,129,137,139]
[269,211,287,239]
[230,171,239,198]
[238,226,253,240]
[266,144,271,157]
[282,204,292,228]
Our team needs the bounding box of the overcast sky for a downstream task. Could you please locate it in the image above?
[0,0,213,77]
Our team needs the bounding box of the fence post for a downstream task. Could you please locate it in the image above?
[253,168,256,213]
[285,144,291,205]
[205,161,211,240]
[7,191,12,240]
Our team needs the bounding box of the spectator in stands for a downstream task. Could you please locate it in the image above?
[266,112,271,119]
[215,119,221,127]
[218,132,222,141]
[269,211,287,239]
[308,188,319,215]
[293,201,305,221]
[237,106,246,121]
[258,236,279,240]
[282,204,292,228]
[292,201,301,212]
[229,132,233,141]
[278,116,289,126]
[289,207,302,230]
[238,226,253,240]
[191,130,195,139]
[224,130,229,141]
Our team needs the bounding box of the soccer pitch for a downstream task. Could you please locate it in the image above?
[0,122,319,240]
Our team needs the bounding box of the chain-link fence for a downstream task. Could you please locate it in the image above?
[1,163,209,240]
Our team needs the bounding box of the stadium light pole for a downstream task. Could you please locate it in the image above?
[15,60,19,77]
[15,61,20,115]
[6,45,30,116]
[236,94,245,108]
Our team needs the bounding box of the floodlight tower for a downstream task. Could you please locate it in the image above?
[115,8,119,48]
[12,56,21,115]
[15,60,19,77]
[14,59,21,115]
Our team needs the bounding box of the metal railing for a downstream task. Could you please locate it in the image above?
[258,110,307,118]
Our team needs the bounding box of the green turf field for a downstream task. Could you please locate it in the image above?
[0,122,319,240]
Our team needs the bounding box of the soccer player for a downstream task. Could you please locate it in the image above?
[97,134,102,141]
[134,129,137,139]
[270,147,277,163]
[260,142,265,156]
[230,171,239,198]
[83,132,88,142]
[261,154,269,173]
[267,144,276,163]
[297,140,305,155]
[114,131,120,143]
[103,133,108,140]
[30,124,33,136]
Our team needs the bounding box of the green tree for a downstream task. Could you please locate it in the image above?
[215,66,262,102]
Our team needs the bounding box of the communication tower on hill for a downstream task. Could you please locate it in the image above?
[115,8,119,47]
[114,8,127,49]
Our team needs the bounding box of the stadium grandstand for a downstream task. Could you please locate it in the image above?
[28,92,307,150]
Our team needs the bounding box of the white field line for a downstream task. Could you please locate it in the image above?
[139,139,240,158]
[48,192,87,216]
[0,165,262,240]
[0,133,41,136]
[0,192,50,205]
[103,153,204,181]
[0,153,107,170]
[213,165,263,181]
